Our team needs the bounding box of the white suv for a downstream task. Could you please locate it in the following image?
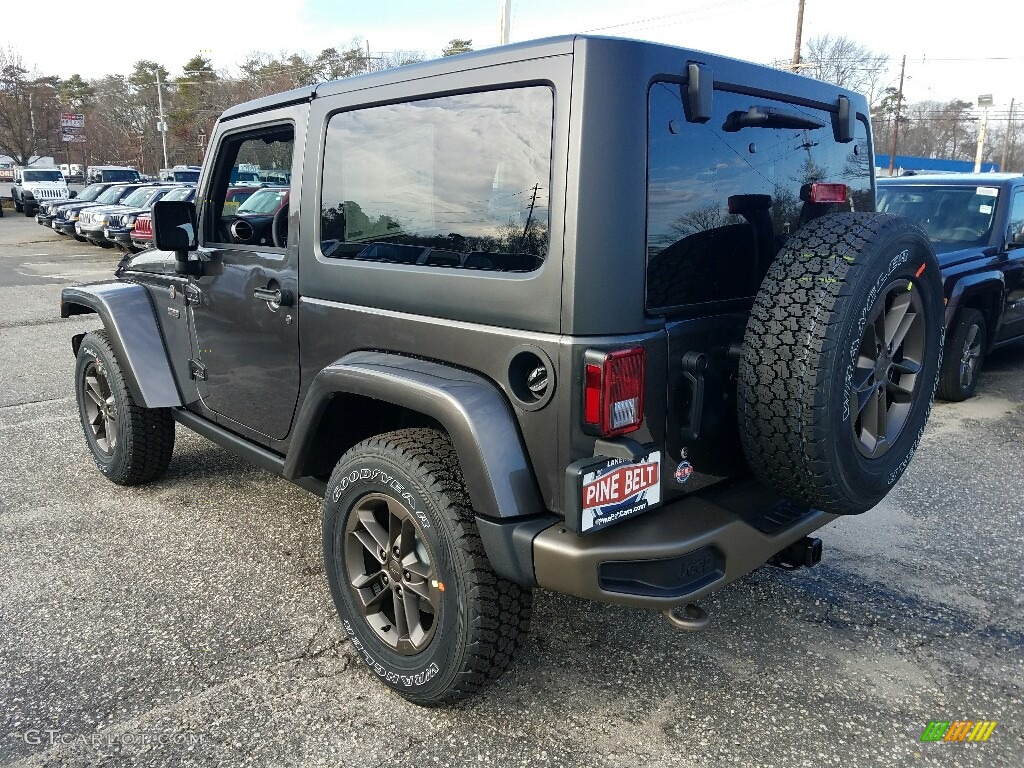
[12,168,71,216]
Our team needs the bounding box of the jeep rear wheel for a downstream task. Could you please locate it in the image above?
[323,428,531,706]
[937,308,986,402]
[738,213,943,515]
[75,330,176,485]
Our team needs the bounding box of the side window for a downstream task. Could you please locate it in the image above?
[320,87,553,272]
[205,125,295,248]
[1009,191,1024,241]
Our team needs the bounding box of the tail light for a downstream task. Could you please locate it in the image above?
[807,182,847,203]
[583,347,646,437]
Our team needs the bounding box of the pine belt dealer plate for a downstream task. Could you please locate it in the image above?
[564,449,662,535]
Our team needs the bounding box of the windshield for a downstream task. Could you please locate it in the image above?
[237,188,287,215]
[877,184,999,247]
[105,170,140,182]
[163,187,195,202]
[172,171,200,182]
[24,170,64,182]
[122,188,158,207]
[77,184,106,202]
[96,186,130,204]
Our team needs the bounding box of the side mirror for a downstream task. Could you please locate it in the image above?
[69,190,78,199]
[1009,225,1024,248]
[152,200,200,275]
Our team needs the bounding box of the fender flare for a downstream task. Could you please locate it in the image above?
[944,270,1005,334]
[61,281,183,408]
[283,351,544,520]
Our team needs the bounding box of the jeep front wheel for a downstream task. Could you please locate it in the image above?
[74,330,175,485]
[738,213,944,515]
[323,428,531,705]
[937,308,986,401]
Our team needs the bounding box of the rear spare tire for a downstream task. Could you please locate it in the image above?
[738,213,943,515]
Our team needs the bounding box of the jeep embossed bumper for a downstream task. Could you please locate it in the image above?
[529,481,836,609]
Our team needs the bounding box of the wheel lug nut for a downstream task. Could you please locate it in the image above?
[403,570,412,581]
[381,573,389,585]
[392,545,400,557]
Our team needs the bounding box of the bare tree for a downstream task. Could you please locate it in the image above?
[0,47,61,165]
[802,35,889,104]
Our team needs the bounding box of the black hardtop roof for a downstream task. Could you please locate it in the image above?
[879,173,1023,187]
[218,34,869,121]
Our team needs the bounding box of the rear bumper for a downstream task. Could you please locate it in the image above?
[483,479,836,610]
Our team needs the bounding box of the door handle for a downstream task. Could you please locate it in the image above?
[253,286,293,306]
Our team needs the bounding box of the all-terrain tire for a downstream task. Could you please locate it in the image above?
[937,308,986,402]
[323,428,532,706]
[13,195,23,212]
[738,213,943,515]
[74,329,175,485]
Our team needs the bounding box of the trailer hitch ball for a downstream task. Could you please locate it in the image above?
[662,603,709,632]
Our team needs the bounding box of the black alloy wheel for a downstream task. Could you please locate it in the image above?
[81,359,118,455]
[937,308,987,402]
[850,280,926,458]
[344,492,439,655]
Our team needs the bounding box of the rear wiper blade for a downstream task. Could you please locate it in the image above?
[722,105,825,132]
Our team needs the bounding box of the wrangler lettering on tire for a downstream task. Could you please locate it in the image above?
[738,213,943,515]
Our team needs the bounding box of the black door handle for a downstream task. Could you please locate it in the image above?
[253,286,293,306]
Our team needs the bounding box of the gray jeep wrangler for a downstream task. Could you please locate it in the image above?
[60,35,943,705]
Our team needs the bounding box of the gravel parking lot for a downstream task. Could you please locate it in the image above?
[0,214,1021,767]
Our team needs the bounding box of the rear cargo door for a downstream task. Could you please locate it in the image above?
[645,82,873,494]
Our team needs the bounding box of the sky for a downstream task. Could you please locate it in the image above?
[3,0,1020,112]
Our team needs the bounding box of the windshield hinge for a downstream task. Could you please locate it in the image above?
[189,358,208,381]
[183,283,202,305]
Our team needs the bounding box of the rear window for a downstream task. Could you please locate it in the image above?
[646,83,872,312]
[100,170,141,182]
[319,87,553,272]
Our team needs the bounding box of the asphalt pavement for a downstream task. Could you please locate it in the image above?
[0,214,1021,767]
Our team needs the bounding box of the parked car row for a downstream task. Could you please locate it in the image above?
[33,181,282,253]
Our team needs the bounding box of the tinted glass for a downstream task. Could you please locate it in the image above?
[237,188,287,215]
[1009,191,1024,238]
[320,87,553,272]
[173,171,200,182]
[101,170,140,182]
[162,187,195,202]
[647,83,872,311]
[24,170,64,181]
[876,184,1000,249]
[97,186,129,204]
[77,184,105,202]
[122,188,155,207]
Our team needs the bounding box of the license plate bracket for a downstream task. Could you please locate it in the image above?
[564,447,662,535]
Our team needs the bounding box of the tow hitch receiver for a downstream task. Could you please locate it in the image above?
[769,536,822,570]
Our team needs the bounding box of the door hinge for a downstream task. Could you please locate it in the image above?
[184,283,202,305]
[189,358,208,381]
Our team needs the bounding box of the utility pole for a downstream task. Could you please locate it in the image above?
[500,0,512,45]
[366,40,371,74]
[887,54,906,177]
[1000,98,1015,171]
[790,0,806,73]
[155,67,169,172]
[975,94,993,173]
